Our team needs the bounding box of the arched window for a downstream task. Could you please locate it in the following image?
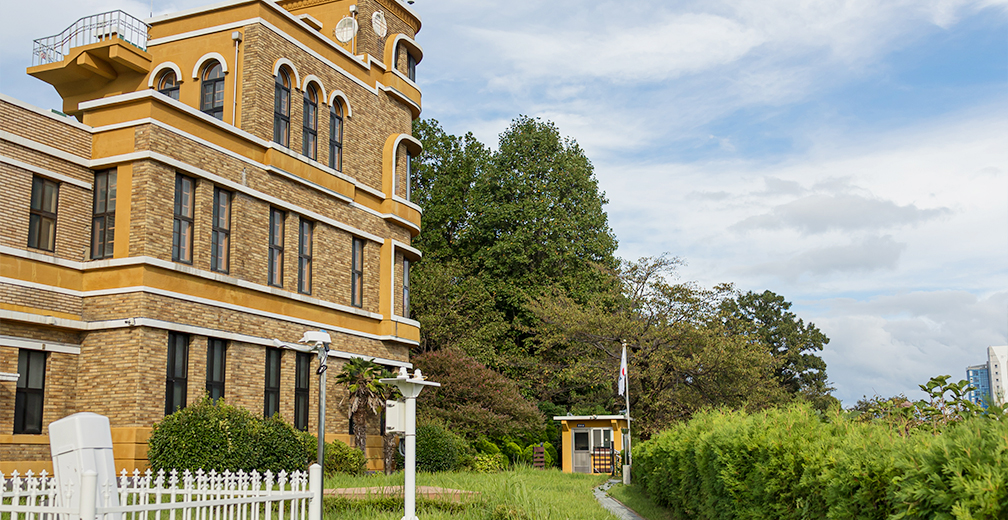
[329,102,343,171]
[157,70,180,100]
[302,84,318,160]
[274,68,291,147]
[200,61,225,120]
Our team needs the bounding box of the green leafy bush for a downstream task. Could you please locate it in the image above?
[474,437,501,455]
[148,396,309,473]
[501,441,523,466]
[323,439,367,476]
[635,403,1008,519]
[472,453,508,473]
[416,421,461,472]
[519,443,554,468]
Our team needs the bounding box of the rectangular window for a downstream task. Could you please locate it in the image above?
[264,348,281,418]
[28,176,59,252]
[351,237,364,307]
[407,54,416,82]
[299,219,313,295]
[403,259,411,319]
[269,208,285,287]
[91,169,116,259]
[405,152,412,202]
[173,174,195,263]
[211,187,231,273]
[165,332,189,415]
[206,338,226,403]
[329,104,343,171]
[14,349,46,434]
[295,351,311,431]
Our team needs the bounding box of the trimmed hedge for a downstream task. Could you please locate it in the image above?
[635,404,1007,519]
[323,439,367,476]
[148,397,310,473]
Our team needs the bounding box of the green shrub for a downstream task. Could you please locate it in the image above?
[323,439,367,476]
[519,444,554,468]
[635,403,1008,520]
[501,441,522,466]
[472,453,508,472]
[416,422,460,472]
[474,437,501,455]
[148,396,307,473]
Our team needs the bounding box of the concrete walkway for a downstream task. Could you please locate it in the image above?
[594,479,646,520]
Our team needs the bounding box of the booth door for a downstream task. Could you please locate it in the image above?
[572,429,591,473]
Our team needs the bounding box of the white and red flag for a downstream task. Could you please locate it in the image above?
[618,344,627,396]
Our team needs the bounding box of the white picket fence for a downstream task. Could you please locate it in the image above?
[0,465,322,520]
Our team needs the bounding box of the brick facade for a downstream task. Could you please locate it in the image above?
[1,0,422,473]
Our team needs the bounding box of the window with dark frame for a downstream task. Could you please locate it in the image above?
[206,338,226,403]
[351,237,364,307]
[269,208,285,287]
[274,69,291,147]
[200,61,225,120]
[28,176,59,252]
[14,349,46,435]
[407,53,416,82]
[173,174,195,263]
[211,187,231,273]
[157,70,180,100]
[264,347,281,418]
[329,102,343,171]
[404,150,412,201]
[165,332,189,416]
[91,169,116,259]
[294,351,310,431]
[298,218,313,295]
[302,85,318,160]
[403,259,410,319]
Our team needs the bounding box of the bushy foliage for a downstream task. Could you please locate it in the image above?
[147,397,309,473]
[323,439,367,476]
[635,402,1007,519]
[519,443,555,468]
[414,349,545,440]
[500,441,523,466]
[415,421,467,472]
[474,437,501,455]
[472,453,508,473]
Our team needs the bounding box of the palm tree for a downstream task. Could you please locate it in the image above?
[335,357,385,457]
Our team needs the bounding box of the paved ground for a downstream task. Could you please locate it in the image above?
[594,479,647,520]
[325,486,478,504]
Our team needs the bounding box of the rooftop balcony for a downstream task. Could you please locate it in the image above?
[28,10,152,117]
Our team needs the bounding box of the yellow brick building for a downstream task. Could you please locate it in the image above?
[0,0,423,473]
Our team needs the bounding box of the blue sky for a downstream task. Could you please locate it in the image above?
[2,0,1005,405]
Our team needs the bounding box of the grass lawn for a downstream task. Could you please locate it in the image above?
[323,467,614,519]
[606,483,674,520]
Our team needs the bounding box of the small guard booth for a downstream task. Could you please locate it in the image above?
[554,415,629,474]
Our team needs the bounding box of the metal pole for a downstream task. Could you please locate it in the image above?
[317,344,328,467]
[404,394,417,520]
[80,470,97,520]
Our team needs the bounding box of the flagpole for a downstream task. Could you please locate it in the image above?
[621,341,632,481]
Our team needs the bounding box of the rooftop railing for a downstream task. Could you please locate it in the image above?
[32,10,150,66]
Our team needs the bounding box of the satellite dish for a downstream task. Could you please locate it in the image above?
[371,10,387,38]
[334,16,358,44]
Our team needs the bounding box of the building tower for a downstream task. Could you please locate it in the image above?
[1,0,423,473]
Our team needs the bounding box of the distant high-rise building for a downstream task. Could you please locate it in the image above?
[965,345,1008,408]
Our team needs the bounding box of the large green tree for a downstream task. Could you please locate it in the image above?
[719,290,833,402]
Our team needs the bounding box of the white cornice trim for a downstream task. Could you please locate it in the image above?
[0,154,92,189]
[272,57,301,87]
[0,93,92,131]
[192,52,230,79]
[0,335,80,355]
[149,62,184,88]
[0,130,90,167]
[0,250,382,319]
[392,195,422,214]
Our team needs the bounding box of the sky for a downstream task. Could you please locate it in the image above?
[1,0,1006,405]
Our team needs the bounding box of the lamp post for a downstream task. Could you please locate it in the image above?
[274,330,331,466]
[381,367,439,520]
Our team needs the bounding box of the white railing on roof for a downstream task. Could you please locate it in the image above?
[32,10,150,67]
[0,465,322,520]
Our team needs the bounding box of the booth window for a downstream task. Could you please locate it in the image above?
[165,332,189,415]
[14,349,46,434]
[28,176,58,252]
[158,70,180,100]
[91,169,116,259]
[200,61,225,119]
[274,69,291,146]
